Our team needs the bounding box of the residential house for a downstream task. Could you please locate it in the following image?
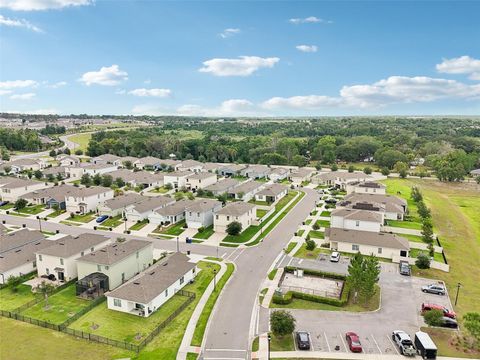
[255,184,288,203]
[124,196,175,222]
[326,228,410,259]
[91,154,121,165]
[97,193,144,217]
[346,181,386,195]
[163,171,193,189]
[22,184,77,210]
[330,208,384,233]
[76,240,153,290]
[106,252,196,317]
[240,165,271,179]
[217,164,247,177]
[0,178,48,202]
[228,180,264,201]
[202,162,221,173]
[214,202,256,233]
[268,167,289,182]
[0,229,50,284]
[42,166,67,179]
[148,199,194,226]
[133,156,162,170]
[108,169,164,189]
[185,199,222,229]
[36,234,110,282]
[65,186,114,214]
[185,172,217,191]
[156,159,180,171]
[312,171,370,189]
[4,159,45,174]
[339,193,407,220]
[204,178,239,196]
[56,155,80,167]
[470,169,480,176]
[289,167,315,184]
[65,163,118,178]
[114,156,138,168]
[176,160,204,173]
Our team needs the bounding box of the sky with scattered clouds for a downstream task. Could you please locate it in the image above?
[0,0,479,116]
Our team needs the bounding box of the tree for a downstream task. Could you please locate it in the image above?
[64,148,71,155]
[305,239,317,251]
[35,281,55,309]
[164,183,173,190]
[174,191,185,201]
[315,162,322,171]
[421,219,434,244]
[3,165,11,175]
[115,177,125,188]
[423,309,444,327]
[216,193,228,204]
[226,221,242,236]
[291,154,307,167]
[415,253,431,269]
[381,167,390,176]
[124,160,133,170]
[14,198,28,211]
[417,201,431,219]
[270,310,296,337]
[411,186,423,202]
[359,256,380,304]
[399,169,408,179]
[34,170,43,180]
[1,147,10,161]
[101,175,113,187]
[6,275,22,293]
[363,166,372,175]
[347,252,364,303]
[93,173,102,186]
[374,148,408,169]
[75,149,83,156]
[314,136,336,164]
[80,173,91,186]
[463,312,480,345]
[47,174,55,182]
[348,165,355,173]
[312,222,320,230]
[187,192,195,200]
[49,149,57,157]
[331,163,338,171]
[476,176,480,185]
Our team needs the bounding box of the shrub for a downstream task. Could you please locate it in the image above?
[381,167,390,176]
[226,221,242,236]
[331,164,338,171]
[416,253,431,269]
[312,222,320,230]
[348,165,355,173]
[363,166,372,175]
[198,226,205,233]
[270,310,296,337]
[424,309,444,326]
[305,239,317,251]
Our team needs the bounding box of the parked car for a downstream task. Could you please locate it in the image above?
[325,198,337,204]
[295,331,311,350]
[96,215,109,223]
[345,332,362,352]
[440,317,458,328]
[421,284,446,295]
[392,330,416,356]
[414,331,437,359]
[399,261,411,276]
[330,251,340,262]
[421,303,456,319]
[0,201,9,207]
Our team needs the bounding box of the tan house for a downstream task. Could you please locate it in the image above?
[346,181,386,195]
[0,178,48,202]
[214,202,256,233]
[65,186,114,214]
[186,172,217,191]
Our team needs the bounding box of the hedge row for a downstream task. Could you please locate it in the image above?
[284,266,347,281]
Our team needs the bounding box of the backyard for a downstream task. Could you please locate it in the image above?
[0,284,36,311]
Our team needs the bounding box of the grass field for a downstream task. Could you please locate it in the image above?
[421,327,480,359]
[0,284,35,311]
[21,284,92,325]
[68,133,91,152]
[159,220,186,236]
[193,225,215,239]
[129,219,149,231]
[0,317,133,360]
[69,213,95,223]
[382,178,480,316]
[386,219,422,230]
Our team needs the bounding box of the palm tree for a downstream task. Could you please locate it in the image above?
[35,281,55,309]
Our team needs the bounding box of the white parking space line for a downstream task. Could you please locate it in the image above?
[287,256,293,266]
[308,332,314,351]
[221,252,227,258]
[324,331,331,352]
[371,334,382,354]
[339,332,348,352]
[387,334,400,355]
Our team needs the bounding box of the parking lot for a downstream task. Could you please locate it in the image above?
[276,257,455,355]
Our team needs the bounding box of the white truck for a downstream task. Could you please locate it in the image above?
[392,330,416,356]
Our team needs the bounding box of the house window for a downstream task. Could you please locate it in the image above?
[216,215,218,220]
[33,261,36,268]
[46,268,49,275]
[81,251,84,256]
[378,248,382,254]
[136,251,139,259]
[38,254,42,261]
[97,265,102,271]
[226,216,230,221]
[355,220,360,227]
[352,244,359,251]
[179,276,184,285]
[165,289,168,297]
[60,258,64,265]
[113,298,122,307]
[105,266,109,270]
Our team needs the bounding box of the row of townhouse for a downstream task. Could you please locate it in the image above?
[0,177,48,202]
[0,158,48,175]
[311,170,371,189]
[325,181,411,260]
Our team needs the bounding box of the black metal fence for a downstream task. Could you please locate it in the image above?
[436,236,448,265]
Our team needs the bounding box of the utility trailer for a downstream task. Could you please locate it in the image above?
[414,331,437,359]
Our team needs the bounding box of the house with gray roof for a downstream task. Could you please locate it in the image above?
[218,164,247,177]
[228,180,264,201]
[0,177,48,202]
[331,208,384,233]
[106,252,197,317]
[204,178,239,195]
[124,196,175,222]
[65,186,114,214]
[22,184,77,210]
[240,165,271,180]
[185,199,222,229]
[341,193,407,220]
[97,193,144,217]
[214,202,256,233]
[255,183,288,203]
[76,239,153,290]
[133,156,163,170]
[36,233,110,282]
[185,172,217,190]
[148,199,195,226]
[268,167,289,182]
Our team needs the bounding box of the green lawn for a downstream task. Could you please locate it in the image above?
[293,243,329,259]
[410,248,445,264]
[0,284,35,311]
[296,229,305,236]
[149,186,169,194]
[285,242,297,254]
[223,225,259,243]
[382,178,480,317]
[0,203,14,210]
[270,333,295,351]
[305,219,312,225]
[315,219,330,228]
[68,133,91,152]
[159,220,186,236]
[308,230,325,239]
[250,199,269,206]
[190,263,234,347]
[17,204,45,215]
[421,327,480,359]
[130,219,149,231]
[21,284,92,325]
[193,225,214,239]
[46,209,66,218]
[320,210,331,217]
[268,269,278,281]
[102,215,123,228]
[398,233,424,243]
[386,219,422,230]
[68,212,95,223]
[256,209,268,218]
[59,220,81,226]
[0,317,133,360]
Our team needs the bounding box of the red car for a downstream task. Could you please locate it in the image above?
[421,303,456,319]
[345,332,363,353]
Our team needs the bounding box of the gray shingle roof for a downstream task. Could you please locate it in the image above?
[331,208,383,223]
[257,184,288,197]
[102,193,144,210]
[107,252,196,304]
[77,240,151,265]
[37,233,109,258]
[0,229,45,254]
[0,239,53,273]
[326,228,409,250]
[186,199,221,213]
[216,202,255,216]
[130,196,174,213]
[154,199,195,216]
[204,178,239,192]
[229,181,263,195]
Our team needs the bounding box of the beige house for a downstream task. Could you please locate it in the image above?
[124,196,175,222]
[346,181,386,195]
[65,186,114,214]
[186,172,217,191]
[340,193,407,220]
[163,171,193,189]
[76,240,153,290]
[148,199,194,225]
[326,228,410,259]
[312,171,370,189]
[186,199,222,229]
[0,178,48,202]
[289,167,315,184]
[255,184,288,203]
[204,178,239,196]
[228,180,264,201]
[214,202,256,233]
[331,208,384,233]
[176,160,204,173]
[97,193,144,217]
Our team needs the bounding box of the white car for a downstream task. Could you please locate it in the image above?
[330,251,340,262]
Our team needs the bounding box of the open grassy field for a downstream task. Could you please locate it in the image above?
[382,178,480,316]
[0,284,35,311]
[68,133,92,152]
[0,317,133,360]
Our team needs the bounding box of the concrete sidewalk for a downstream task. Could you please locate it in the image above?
[261,268,284,308]
[177,259,227,360]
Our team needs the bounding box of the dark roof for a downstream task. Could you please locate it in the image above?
[77,240,151,265]
[107,252,196,303]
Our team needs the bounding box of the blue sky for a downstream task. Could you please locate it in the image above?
[0,0,479,116]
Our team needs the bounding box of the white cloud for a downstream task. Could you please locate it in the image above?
[289,16,332,24]
[10,92,36,100]
[177,99,256,117]
[0,79,38,89]
[0,90,12,96]
[128,88,172,98]
[296,45,318,53]
[5,108,59,114]
[46,81,67,88]
[0,0,92,11]
[436,55,480,80]
[199,56,279,77]
[79,64,128,86]
[219,28,240,38]
[262,95,341,110]
[0,14,42,32]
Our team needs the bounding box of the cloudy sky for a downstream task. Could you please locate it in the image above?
[0,0,479,116]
